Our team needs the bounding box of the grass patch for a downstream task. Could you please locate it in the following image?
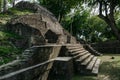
[0,8,33,17]
[8,8,33,15]
[73,75,97,80]
[98,54,120,80]
[0,8,33,25]
[73,54,120,80]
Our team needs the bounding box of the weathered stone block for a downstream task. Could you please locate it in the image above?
[0,45,61,80]
[48,57,74,80]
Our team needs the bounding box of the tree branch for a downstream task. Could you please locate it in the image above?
[98,12,109,25]
[103,1,108,16]
[109,0,116,17]
[98,0,102,15]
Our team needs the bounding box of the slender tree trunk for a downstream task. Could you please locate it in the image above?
[0,0,3,12]
[58,13,61,22]
[57,13,63,23]
[3,0,7,13]
[12,0,15,7]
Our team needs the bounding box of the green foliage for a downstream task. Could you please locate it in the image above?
[39,0,120,42]
[62,7,116,43]
[0,46,15,56]
[83,16,116,42]
[8,8,33,15]
[0,58,13,65]
[62,6,90,36]
[0,31,23,41]
[0,45,22,65]
[0,31,23,65]
[0,8,33,17]
[39,0,81,22]
[0,8,33,26]
[0,7,34,65]
[115,12,120,29]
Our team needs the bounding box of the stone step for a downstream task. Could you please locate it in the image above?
[24,49,31,52]
[70,50,86,56]
[67,44,82,46]
[65,44,101,76]
[86,57,97,70]
[81,55,94,66]
[67,45,83,48]
[76,53,91,62]
[92,59,101,75]
[66,46,83,50]
[55,57,73,61]
[68,48,84,53]
[73,51,88,59]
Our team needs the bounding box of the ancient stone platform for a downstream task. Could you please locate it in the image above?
[0,1,101,80]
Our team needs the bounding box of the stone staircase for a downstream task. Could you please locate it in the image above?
[66,44,101,76]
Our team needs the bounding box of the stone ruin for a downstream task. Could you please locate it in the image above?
[6,13,77,48]
[6,14,76,49]
[0,1,77,80]
[0,1,101,80]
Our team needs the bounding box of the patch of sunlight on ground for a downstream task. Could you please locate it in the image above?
[73,54,120,80]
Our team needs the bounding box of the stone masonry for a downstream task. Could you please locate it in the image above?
[0,1,78,80]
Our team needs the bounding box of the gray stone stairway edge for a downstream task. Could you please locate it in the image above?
[65,44,101,76]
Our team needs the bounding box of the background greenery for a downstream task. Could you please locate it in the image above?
[0,0,120,67]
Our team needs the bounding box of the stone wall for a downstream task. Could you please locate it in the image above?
[91,41,120,54]
[6,13,77,48]
[6,1,77,48]
[0,45,61,80]
[48,57,74,80]
[7,22,46,49]
[0,1,78,80]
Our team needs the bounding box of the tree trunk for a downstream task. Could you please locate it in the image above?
[3,0,7,13]
[99,15,120,41]
[98,0,120,41]
[12,0,15,7]
[107,20,120,41]
[0,0,3,12]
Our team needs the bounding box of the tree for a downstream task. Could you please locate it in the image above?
[8,0,16,7]
[62,6,90,38]
[82,0,120,41]
[0,0,2,12]
[87,16,116,42]
[3,0,7,12]
[63,7,116,43]
[39,0,80,22]
[11,0,15,7]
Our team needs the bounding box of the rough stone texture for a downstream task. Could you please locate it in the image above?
[6,13,77,48]
[15,1,54,17]
[84,44,102,56]
[0,1,78,80]
[0,45,61,80]
[7,22,46,49]
[91,40,120,54]
[6,1,77,49]
[48,57,74,80]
